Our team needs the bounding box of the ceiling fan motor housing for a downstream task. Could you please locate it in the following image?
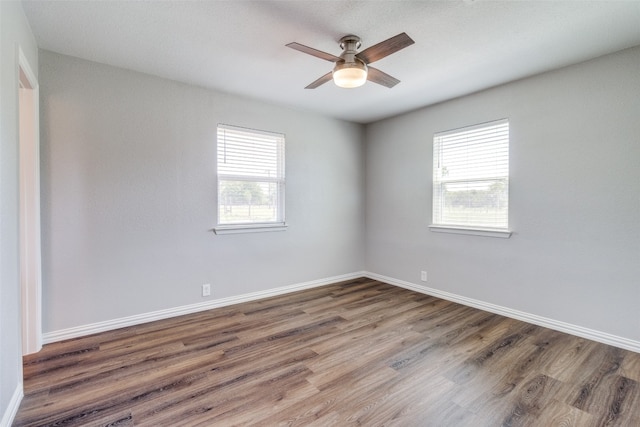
[339,35,362,64]
[332,35,368,88]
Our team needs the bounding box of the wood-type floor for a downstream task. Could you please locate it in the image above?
[15,278,640,426]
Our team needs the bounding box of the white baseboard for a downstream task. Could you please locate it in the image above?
[364,271,640,353]
[0,383,23,427]
[43,270,640,354]
[43,272,366,344]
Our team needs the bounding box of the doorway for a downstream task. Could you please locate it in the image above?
[18,49,42,355]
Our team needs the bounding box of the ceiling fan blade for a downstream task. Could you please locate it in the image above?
[305,72,333,89]
[366,66,400,88]
[286,42,341,62]
[357,32,415,64]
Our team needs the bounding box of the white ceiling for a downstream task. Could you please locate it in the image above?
[22,0,640,124]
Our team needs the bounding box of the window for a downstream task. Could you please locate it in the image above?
[215,124,286,234]
[431,119,511,238]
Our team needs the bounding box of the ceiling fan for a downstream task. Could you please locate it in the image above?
[286,32,415,89]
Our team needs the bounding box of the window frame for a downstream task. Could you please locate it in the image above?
[429,118,512,238]
[214,124,287,235]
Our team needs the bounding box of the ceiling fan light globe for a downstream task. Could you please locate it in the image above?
[333,62,368,88]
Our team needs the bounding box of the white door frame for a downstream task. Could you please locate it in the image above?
[18,47,42,355]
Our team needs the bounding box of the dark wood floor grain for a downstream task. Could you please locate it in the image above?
[14,278,640,426]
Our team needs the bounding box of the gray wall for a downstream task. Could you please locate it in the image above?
[365,46,640,342]
[39,50,365,332]
[0,0,38,420]
[37,45,640,346]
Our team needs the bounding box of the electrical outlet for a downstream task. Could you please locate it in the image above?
[202,283,211,297]
[420,271,427,282]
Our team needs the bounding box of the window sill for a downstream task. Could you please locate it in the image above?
[429,225,512,239]
[213,223,288,235]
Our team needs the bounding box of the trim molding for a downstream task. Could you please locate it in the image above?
[364,271,640,353]
[43,272,365,344]
[18,46,43,356]
[213,223,288,235]
[428,225,512,238]
[0,383,23,427]
[43,270,640,354]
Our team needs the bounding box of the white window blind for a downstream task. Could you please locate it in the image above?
[432,119,509,230]
[217,124,285,227]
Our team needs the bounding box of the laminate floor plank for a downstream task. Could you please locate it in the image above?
[131,350,317,426]
[138,364,314,427]
[14,279,640,426]
[620,351,640,382]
